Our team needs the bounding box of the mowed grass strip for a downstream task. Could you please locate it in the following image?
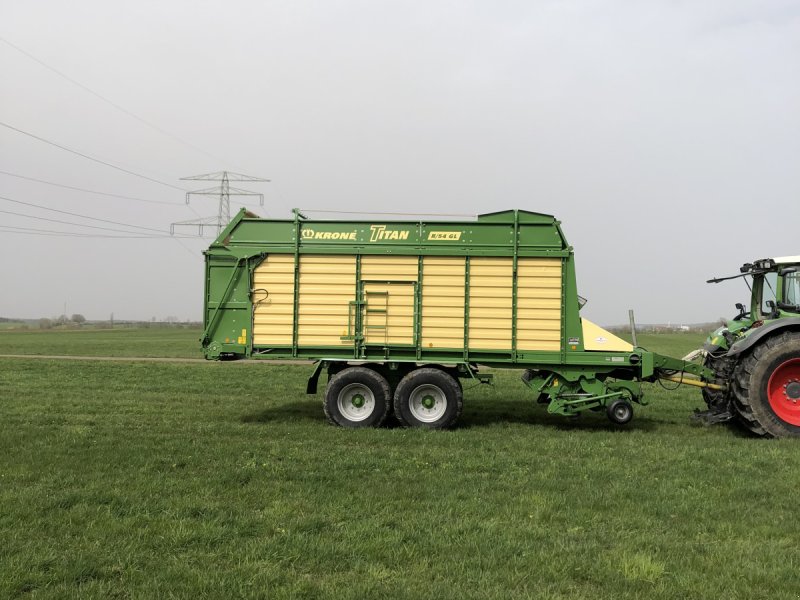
[1,333,799,598]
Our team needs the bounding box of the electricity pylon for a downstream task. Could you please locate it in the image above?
[171,171,269,236]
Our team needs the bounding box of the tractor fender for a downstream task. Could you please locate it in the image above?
[726,318,800,358]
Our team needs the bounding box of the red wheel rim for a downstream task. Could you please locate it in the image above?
[767,358,800,426]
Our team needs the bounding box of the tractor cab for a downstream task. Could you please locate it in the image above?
[745,257,800,321]
[703,256,800,354]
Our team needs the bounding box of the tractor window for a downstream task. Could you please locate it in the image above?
[784,273,800,309]
[761,272,778,316]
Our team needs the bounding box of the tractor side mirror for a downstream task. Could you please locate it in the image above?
[733,302,748,321]
[766,300,778,317]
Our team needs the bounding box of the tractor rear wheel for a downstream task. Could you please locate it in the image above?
[731,332,800,438]
[323,366,391,428]
[393,368,463,429]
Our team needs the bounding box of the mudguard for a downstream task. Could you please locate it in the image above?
[726,318,800,357]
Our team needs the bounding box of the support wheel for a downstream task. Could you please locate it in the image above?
[393,368,463,429]
[323,367,391,428]
[732,332,800,438]
[606,398,633,425]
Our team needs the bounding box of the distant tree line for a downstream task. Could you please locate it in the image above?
[37,314,86,329]
[1,315,201,330]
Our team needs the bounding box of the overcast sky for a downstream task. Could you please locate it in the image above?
[1,0,798,325]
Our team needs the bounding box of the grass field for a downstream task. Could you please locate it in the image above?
[0,327,202,358]
[2,330,799,598]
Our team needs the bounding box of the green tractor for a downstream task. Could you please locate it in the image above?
[697,256,800,437]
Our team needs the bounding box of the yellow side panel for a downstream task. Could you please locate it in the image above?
[360,255,418,281]
[582,319,633,352]
[421,256,466,349]
[253,253,566,353]
[252,254,295,346]
[297,254,356,347]
[363,282,415,345]
[469,257,512,350]
[516,257,563,352]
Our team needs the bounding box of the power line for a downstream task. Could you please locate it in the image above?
[0,122,213,225]
[0,120,187,192]
[0,194,171,234]
[0,222,205,259]
[0,207,184,237]
[0,36,230,166]
[0,224,193,239]
[0,229,156,239]
[0,124,211,226]
[0,40,253,231]
[170,234,201,257]
[0,170,181,206]
[0,40,210,258]
[0,169,263,209]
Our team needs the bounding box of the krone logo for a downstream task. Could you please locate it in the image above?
[301,228,356,241]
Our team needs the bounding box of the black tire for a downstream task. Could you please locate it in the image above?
[323,367,391,428]
[393,368,463,429]
[731,332,800,438]
[606,398,633,425]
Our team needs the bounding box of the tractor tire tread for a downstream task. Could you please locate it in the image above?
[730,331,800,438]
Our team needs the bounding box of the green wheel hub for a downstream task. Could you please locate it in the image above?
[351,394,365,408]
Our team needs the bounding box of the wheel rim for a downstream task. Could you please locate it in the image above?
[613,403,630,422]
[409,384,447,423]
[767,358,800,426]
[337,383,375,422]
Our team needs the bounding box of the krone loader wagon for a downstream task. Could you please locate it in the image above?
[202,208,721,429]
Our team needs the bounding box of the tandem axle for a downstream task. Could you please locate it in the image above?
[299,350,721,428]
